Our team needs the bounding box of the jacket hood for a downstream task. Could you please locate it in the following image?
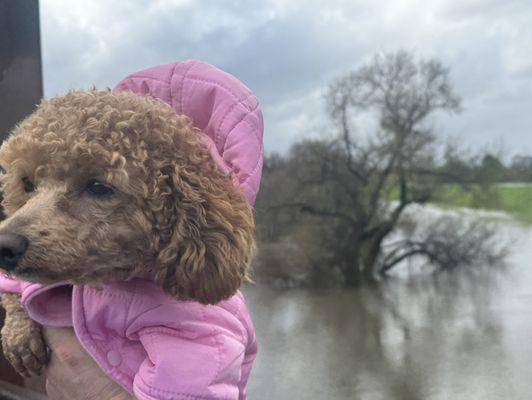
[113,60,264,205]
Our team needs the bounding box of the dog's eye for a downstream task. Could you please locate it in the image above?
[22,177,35,193]
[86,179,114,197]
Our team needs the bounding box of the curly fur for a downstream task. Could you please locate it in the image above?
[0,89,254,302]
[0,89,255,376]
[0,292,47,376]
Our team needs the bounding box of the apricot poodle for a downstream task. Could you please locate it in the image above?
[0,89,254,376]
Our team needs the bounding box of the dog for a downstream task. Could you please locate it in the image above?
[0,60,262,399]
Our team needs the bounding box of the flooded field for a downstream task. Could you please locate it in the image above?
[245,219,532,399]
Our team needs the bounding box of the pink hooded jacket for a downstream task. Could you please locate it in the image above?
[0,60,264,400]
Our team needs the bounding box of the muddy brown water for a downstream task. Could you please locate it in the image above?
[244,222,532,400]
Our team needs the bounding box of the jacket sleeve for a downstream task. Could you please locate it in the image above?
[0,273,23,293]
[132,324,248,400]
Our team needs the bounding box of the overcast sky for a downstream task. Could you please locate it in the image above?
[40,0,532,155]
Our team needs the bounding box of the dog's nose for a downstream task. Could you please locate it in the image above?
[0,233,29,271]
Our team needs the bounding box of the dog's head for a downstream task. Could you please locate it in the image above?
[0,89,254,304]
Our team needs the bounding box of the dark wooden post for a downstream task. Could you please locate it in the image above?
[0,0,43,387]
[0,0,43,140]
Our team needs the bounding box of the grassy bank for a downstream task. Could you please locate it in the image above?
[430,184,532,223]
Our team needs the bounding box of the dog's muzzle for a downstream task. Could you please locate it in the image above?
[0,232,29,271]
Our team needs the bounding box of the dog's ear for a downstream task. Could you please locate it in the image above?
[153,160,255,304]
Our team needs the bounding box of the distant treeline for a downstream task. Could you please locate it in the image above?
[437,151,532,183]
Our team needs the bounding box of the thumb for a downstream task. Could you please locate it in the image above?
[42,327,78,349]
[42,327,90,369]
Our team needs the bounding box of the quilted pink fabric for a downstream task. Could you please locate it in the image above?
[0,275,258,400]
[114,60,264,205]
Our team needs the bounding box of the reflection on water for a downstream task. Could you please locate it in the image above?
[244,223,532,400]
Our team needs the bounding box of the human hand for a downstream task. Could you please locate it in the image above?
[43,327,133,400]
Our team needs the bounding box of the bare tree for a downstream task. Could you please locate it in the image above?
[255,51,505,286]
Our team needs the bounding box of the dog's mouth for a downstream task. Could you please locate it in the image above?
[1,234,146,285]
[13,260,139,285]
[12,265,66,284]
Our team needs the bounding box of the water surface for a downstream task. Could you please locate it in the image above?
[244,222,532,399]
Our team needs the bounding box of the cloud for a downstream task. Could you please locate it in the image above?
[40,0,532,155]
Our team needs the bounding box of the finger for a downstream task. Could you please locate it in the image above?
[42,327,77,349]
[43,327,95,373]
[48,343,85,371]
[46,376,67,400]
[29,335,49,364]
[43,327,85,369]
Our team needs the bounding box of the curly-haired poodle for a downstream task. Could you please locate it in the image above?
[0,60,263,400]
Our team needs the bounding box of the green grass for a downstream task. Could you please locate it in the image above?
[431,184,532,223]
